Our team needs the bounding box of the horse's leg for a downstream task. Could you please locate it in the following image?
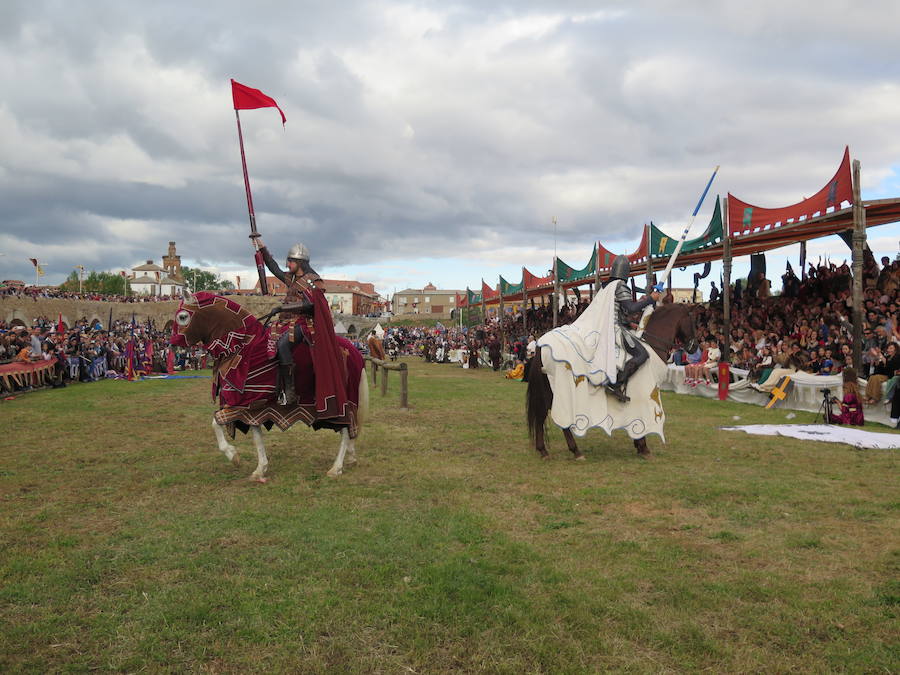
[562,428,585,461]
[326,428,350,478]
[249,425,269,482]
[534,423,550,459]
[345,432,358,467]
[634,436,651,457]
[212,418,240,466]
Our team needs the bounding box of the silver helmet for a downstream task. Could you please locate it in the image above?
[610,255,631,281]
[287,243,310,262]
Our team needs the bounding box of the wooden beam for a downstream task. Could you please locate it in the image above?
[851,159,866,373]
[722,197,732,361]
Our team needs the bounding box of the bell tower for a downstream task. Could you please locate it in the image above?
[163,241,183,280]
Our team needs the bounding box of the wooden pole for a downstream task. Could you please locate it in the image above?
[799,240,807,281]
[399,362,409,409]
[499,278,506,351]
[480,283,486,326]
[235,110,269,295]
[851,159,866,372]
[552,256,559,328]
[644,224,653,295]
[522,266,528,339]
[381,366,388,397]
[593,243,602,295]
[722,197,732,360]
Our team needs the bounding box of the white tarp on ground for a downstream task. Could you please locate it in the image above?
[722,424,900,449]
[660,365,897,428]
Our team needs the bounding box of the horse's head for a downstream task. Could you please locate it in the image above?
[169,290,249,348]
[644,303,699,359]
[678,306,699,354]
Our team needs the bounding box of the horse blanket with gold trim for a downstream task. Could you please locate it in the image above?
[537,282,668,440]
[171,292,363,438]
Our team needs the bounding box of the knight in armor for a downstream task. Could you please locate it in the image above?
[605,255,660,403]
[254,238,348,413]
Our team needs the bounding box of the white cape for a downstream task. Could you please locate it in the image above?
[537,281,618,386]
[537,283,668,440]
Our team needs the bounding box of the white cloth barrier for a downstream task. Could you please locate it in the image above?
[661,365,896,428]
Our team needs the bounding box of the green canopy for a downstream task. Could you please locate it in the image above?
[555,249,597,283]
[500,275,524,296]
[650,196,723,257]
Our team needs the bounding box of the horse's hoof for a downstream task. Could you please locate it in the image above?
[249,475,267,483]
[231,453,241,466]
[345,457,357,466]
[540,454,551,461]
[574,455,586,461]
[326,469,342,478]
[637,450,651,458]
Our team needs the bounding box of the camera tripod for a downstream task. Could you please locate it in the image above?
[813,388,834,424]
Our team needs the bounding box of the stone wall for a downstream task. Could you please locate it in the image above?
[0,296,280,329]
[1,296,381,336]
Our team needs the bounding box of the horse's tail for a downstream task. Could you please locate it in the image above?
[357,368,369,429]
[526,349,553,441]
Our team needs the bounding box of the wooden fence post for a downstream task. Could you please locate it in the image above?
[381,366,388,397]
[399,362,409,409]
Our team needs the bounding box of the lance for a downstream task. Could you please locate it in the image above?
[235,109,269,295]
[654,165,720,292]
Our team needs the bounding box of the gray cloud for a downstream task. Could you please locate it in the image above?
[1,0,899,290]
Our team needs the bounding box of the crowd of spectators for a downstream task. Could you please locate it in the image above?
[0,286,181,302]
[391,251,900,419]
[0,316,206,395]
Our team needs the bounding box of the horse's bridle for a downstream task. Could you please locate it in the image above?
[642,313,697,357]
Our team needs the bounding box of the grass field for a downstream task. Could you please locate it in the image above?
[1,359,898,673]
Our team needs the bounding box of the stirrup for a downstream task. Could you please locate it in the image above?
[605,382,630,403]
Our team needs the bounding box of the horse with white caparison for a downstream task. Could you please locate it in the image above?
[169,291,368,481]
[527,301,697,459]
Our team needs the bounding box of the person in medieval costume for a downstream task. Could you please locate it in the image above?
[254,238,349,414]
[605,255,660,403]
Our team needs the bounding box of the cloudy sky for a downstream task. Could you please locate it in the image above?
[1,0,899,297]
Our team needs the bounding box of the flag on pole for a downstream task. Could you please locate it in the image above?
[28,258,38,267]
[107,306,113,332]
[57,313,64,334]
[231,79,286,124]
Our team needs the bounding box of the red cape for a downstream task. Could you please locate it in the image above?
[304,284,349,418]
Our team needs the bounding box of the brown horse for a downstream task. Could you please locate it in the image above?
[170,291,368,481]
[526,303,697,459]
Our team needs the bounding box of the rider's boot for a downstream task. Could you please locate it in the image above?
[277,364,297,406]
[606,353,644,403]
[605,377,630,403]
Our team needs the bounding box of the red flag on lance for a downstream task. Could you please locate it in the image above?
[230,79,287,296]
[57,313,64,334]
[231,79,286,124]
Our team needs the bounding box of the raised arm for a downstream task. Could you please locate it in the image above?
[258,246,288,284]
